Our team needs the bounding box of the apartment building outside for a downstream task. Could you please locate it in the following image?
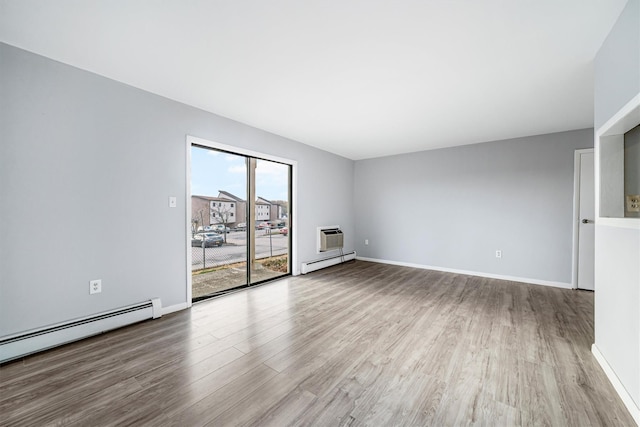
[192,191,286,229]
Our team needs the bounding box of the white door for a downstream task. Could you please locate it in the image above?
[577,150,595,290]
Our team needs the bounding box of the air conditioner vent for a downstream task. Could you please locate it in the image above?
[319,227,343,252]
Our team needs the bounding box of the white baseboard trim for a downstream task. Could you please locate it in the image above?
[355,256,572,289]
[592,344,640,425]
[301,251,356,274]
[161,302,189,316]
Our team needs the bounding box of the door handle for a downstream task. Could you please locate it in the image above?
[581,219,593,224]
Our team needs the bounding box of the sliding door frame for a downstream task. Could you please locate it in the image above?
[185,135,298,307]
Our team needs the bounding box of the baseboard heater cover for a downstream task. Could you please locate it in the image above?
[0,298,162,364]
[301,251,356,274]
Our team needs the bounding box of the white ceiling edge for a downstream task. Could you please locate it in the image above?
[0,0,629,160]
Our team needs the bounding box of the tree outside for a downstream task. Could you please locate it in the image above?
[210,202,234,243]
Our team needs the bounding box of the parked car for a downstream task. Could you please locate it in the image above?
[211,224,230,234]
[264,225,288,235]
[257,221,272,229]
[192,232,224,247]
[235,222,247,231]
[196,225,212,232]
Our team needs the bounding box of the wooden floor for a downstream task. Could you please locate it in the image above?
[0,261,635,426]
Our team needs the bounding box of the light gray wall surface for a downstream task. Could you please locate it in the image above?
[593,0,640,414]
[594,0,640,131]
[354,129,593,284]
[0,43,354,336]
[625,125,640,218]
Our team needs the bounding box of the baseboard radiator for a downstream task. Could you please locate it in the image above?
[301,251,356,274]
[0,298,162,364]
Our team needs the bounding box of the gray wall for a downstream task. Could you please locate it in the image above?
[625,125,640,218]
[594,0,640,131]
[354,129,593,284]
[0,43,354,337]
[593,0,640,413]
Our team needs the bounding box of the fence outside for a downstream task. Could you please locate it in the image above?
[191,231,288,271]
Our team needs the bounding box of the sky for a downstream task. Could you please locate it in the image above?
[191,146,289,201]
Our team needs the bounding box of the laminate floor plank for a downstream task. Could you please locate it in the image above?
[205,373,311,427]
[17,377,143,427]
[165,364,279,427]
[215,275,380,353]
[296,313,420,400]
[134,346,245,389]
[261,277,407,374]
[1,261,636,426]
[0,313,199,385]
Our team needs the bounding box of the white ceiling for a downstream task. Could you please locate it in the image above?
[0,1,628,160]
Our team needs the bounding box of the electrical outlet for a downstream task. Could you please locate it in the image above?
[365,239,369,245]
[495,250,502,259]
[89,279,102,294]
[627,195,640,212]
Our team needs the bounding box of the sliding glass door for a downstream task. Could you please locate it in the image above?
[250,159,290,284]
[190,144,291,302]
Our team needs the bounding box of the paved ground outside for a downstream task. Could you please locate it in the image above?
[191,230,288,270]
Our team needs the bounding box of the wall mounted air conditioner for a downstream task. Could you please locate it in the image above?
[318,226,343,252]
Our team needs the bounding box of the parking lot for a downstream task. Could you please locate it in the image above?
[191,229,289,270]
